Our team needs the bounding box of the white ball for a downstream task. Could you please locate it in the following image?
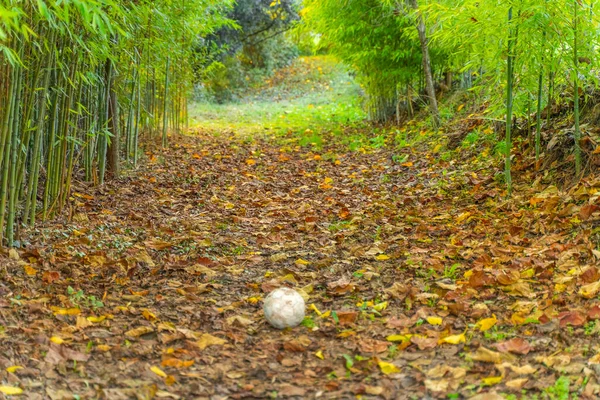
[263,288,306,329]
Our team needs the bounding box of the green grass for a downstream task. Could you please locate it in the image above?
[189,56,366,138]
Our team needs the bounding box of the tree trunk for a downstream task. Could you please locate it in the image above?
[408,0,440,129]
[107,71,120,179]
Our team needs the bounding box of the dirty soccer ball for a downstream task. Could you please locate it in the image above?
[263,287,306,329]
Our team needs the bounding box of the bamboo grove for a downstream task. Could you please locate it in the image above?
[303,0,600,193]
[0,0,231,247]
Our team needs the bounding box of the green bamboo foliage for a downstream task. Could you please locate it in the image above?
[572,0,582,175]
[0,0,233,247]
[505,7,515,196]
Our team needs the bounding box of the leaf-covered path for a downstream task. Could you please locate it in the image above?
[2,129,600,399]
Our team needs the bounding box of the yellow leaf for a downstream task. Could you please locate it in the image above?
[427,317,443,326]
[0,386,23,395]
[456,212,471,223]
[520,268,535,278]
[6,366,22,373]
[482,376,503,386]
[196,333,227,350]
[457,104,465,111]
[314,350,324,360]
[554,283,567,294]
[375,254,390,261]
[580,281,600,299]
[142,309,157,321]
[378,361,400,375]
[87,316,106,323]
[476,314,497,332]
[96,345,111,352]
[8,249,19,260]
[125,326,154,338]
[295,258,310,266]
[51,307,81,316]
[372,301,388,311]
[246,159,256,165]
[150,366,167,378]
[50,336,64,345]
[310,303,323,316]
[320,310,331,318]
[386,334,412,342]
[439,332,466,345]
[23,265,37,276]
[511,312,527,325]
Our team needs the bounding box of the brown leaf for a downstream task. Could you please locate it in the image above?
[580,204,600,220]
[283,340,308,352]
[42,271,60,284]
[411,336,438,350]
[558,311,586,327]
[45,344,90,364]
[588,305,600,320]
[497,270,520,285]
[580,267,600,284]
[144,239,173,250]
[496,338,532,355]
[336,311,358,325]
[328,277,355,295]
[125,326,154,338]
[358,338,389,354]
[278,384,306,397]
[470,347,503,363]
[469,270,493,288]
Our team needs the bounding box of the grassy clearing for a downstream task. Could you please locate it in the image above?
[189,56,366,137]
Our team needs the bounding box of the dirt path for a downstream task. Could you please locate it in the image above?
[1,131,600,400]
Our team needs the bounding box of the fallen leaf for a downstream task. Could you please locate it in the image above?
[579,281,600,299]
[506,378,528,390]
[0,386,23,395]
[125,326,154,338]
[151,366,168,378]
[558,311,586,327]
[50,336,64,345]
[8,249,19,260]
[23,265,37,276]
[482,376,502,386]
[470,347,503,364]
[476,314,497,332]
[496,338,532,355]
[226,315,254,327]
[45,344,90,364]
[580,204,600,220]
[161,358,194,369]
[378,361,400,375]
[426,316,442,326]
[51,307,80,316]
[364,385,384,395]
[439,332,466,345]
[195,333,227,350]
[336,311,358,325]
